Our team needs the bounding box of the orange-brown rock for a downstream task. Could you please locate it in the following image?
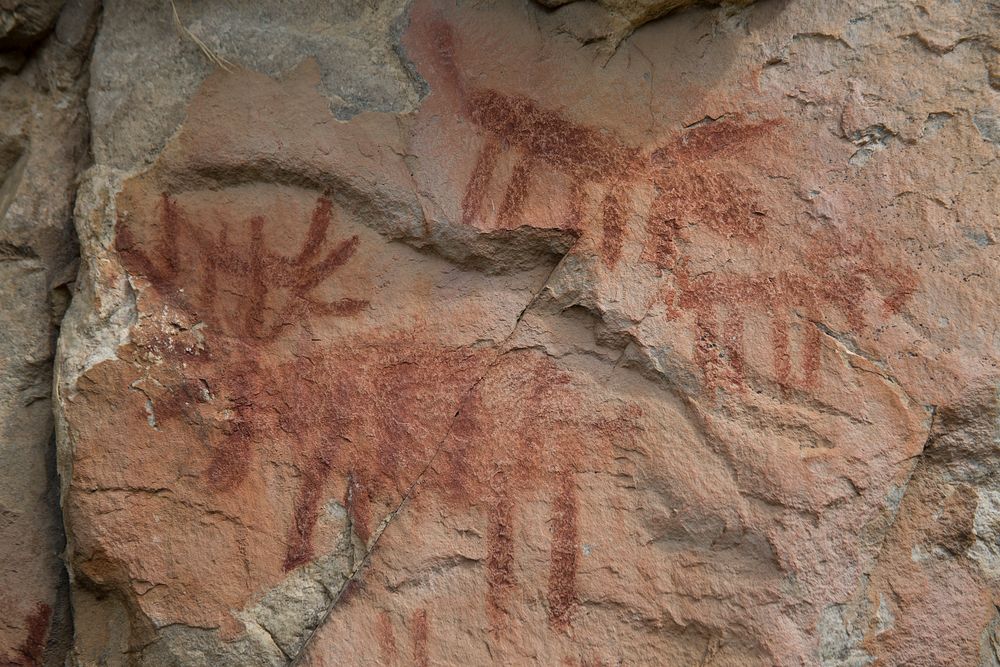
[54,0,999,665]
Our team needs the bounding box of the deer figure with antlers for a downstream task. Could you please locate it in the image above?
[116,191,368,570]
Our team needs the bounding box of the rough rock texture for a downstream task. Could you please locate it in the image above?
[39,0,1000,664]
[533,0,757,48]
[0,0,63,51]
[0,1,97,665]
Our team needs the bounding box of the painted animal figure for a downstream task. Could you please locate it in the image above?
[426,19,787,274]
[116,191,641,632]
[116,192,367,570]
[423,351,641,632]
[427,20,646,265]
[642,138,916,391]
[460,87,643,265]
[423,19,914,394]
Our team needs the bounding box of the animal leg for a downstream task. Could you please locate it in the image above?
[723,309,746,386]
[800,313,823,388]
[547,472,578,629]
[461,136,501,227]
[497,155,535,228]
[283,444,335,571]
[485,467,515,632]
[599,183,629,267]
[772,308,792,388]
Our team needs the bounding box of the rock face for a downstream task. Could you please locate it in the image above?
[10,0,996,664]
[0,1,97,665]
[533,0,757,48]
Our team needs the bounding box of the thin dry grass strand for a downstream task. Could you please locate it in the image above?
[169,0,236,72]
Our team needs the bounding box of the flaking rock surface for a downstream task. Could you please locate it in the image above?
[55,0,1000,665]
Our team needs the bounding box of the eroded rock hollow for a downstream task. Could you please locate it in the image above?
[1,0,998,665]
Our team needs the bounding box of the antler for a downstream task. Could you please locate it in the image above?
[115,192,187,292]
[117,193,368,342]
[250,195,368,339]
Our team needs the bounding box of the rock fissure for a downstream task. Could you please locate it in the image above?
[1,0,991,663]
[287,253,568,665]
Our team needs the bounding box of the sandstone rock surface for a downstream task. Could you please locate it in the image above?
[533,0,756,48]
[16,0,1000,664]
[0,1,97,664]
